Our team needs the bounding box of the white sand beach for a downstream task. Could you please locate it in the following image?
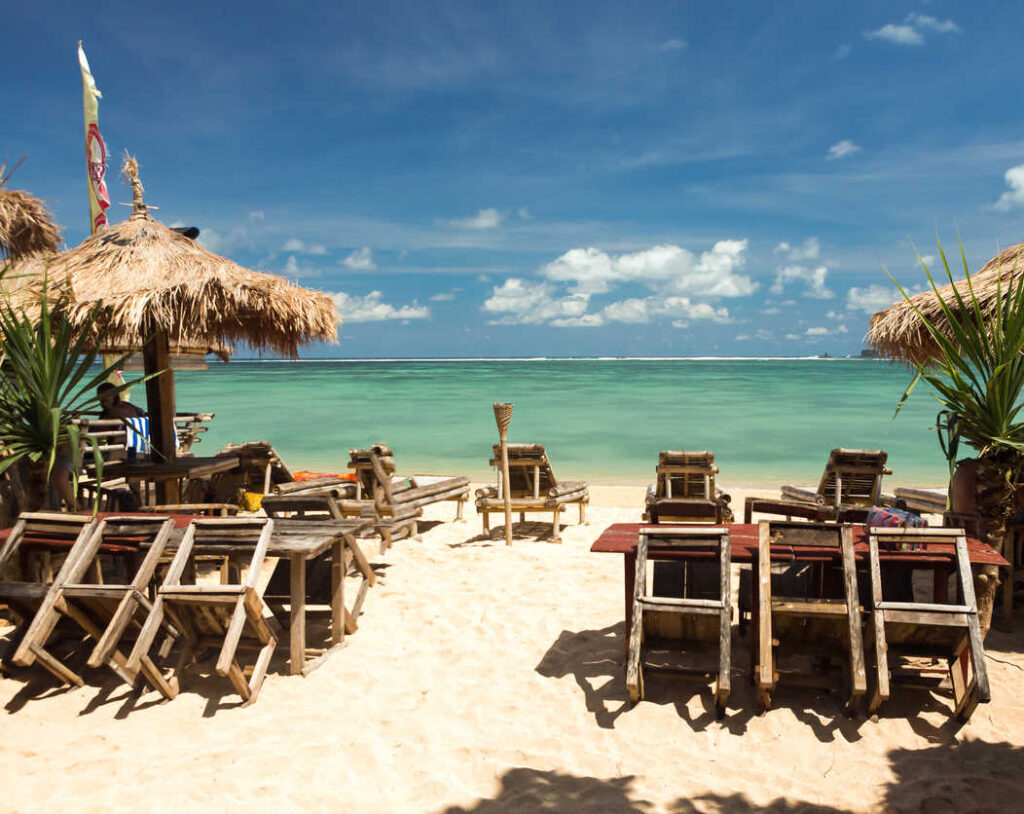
[1,485,1023,813]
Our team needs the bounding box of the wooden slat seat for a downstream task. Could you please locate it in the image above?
[754,520,866,712]
[625,527,731,715]
[866,527,990,722]
[476,443,589,543]
[127,517,278,705]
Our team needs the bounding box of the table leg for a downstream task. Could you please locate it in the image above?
[624,552,635,657]
[331,539,345,646]
[289,553,306,676]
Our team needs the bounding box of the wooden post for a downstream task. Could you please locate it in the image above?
[142,326,178,504]
[493,403,514,546]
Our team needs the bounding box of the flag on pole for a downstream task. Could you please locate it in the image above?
[78,41,110,234]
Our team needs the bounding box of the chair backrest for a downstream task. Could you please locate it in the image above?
[655,450,718,499]
[174,412,214,455]
[77,418,129,465]
[163,517,274,590]
[762,520,845,549]
[868,526,972,604]
[348,444,396,500]
[489,443,556,498]
[262,493,344,520]
[0,512,97,583]
[817,448,890,508]
[66,515,176,589]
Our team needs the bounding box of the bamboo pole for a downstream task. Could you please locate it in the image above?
[493,403,514,546]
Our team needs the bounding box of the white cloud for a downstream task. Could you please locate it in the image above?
[907,13,961,34]
[482,278,592,326]
[342,246,377,271]
[785,334,801,341]
[775,237,821,262]
[601,296,729,325]
[449,208,503,229]
[283,238,327,255]
[659,38,688,52]
[994,164,1024,211]
[827,140,862,160]
[805,327,830,336]
[517,207,532,220]
[429,292,456,302]
[771,265,833,299]
[283,255,320,279]
[541,240,756,298]
[834,44,852,60]
[331,291,430,322]
[735,333,751,341]
[865,24,923,46]
[846,284,902,314]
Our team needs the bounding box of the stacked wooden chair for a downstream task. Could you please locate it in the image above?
[127,517,278,705]
[643,450,733,523]
[475,444,589,543]
[866,527,990,721]
[625,526,732,716]
[744,448,892,523]
[174,412,215,455]
[10,516,179,695]
[754,521,867,711]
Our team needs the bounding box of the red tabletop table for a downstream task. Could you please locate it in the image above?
[591,522,1008,644]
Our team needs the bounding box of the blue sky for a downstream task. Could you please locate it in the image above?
[6,1,1024,357]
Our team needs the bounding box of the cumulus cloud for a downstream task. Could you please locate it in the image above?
[483,278,591,325]
[771,266,833,299]
[342,246,377,271]
[826,140,862,160]
[775,237,821,262]
[805,327,831,336]
[331,291,430,322]
[865,13,961,46]
[283,238,327,255]
[449,208,503,229]
[601,296,729,325]
[846,284,902,314]
[993,164,1024,211]
[283,255,320,279]
[429,291,456,302]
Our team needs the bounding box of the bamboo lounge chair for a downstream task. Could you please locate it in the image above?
[475,443,589,543]
[643,450,733,523]
[347,444,471,522]
[11,516,179,695]
[744,448,892,523]
[625,526,731,715]
[866,527,990,721]
[127,517,278,705]
[754,520,867,711]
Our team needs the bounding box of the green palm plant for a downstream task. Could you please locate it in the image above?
[0,277,147,510]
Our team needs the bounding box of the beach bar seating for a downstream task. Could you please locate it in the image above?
[866,527,990,721]
[744,448,892,523]
[754,521,867,711]
[0,513,97,664]
[476,444,589,543]
[625,526,731,715]
[643,450,733,523]
[11,516,179,695]
[127,517,278,704]
[347,444,471,522]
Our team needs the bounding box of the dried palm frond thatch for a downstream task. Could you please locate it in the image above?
[8,156,338,356]
[0,160,61,262]
[868,243,1024,364]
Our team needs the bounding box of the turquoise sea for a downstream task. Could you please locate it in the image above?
[169,358,950,487]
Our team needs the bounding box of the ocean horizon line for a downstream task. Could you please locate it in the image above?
[228,355,887,363]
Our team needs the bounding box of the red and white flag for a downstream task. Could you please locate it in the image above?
[78,41,110,234]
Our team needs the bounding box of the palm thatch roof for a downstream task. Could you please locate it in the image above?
[867,243,1024,364]
[0,161,61,262]
[9,157,338,356]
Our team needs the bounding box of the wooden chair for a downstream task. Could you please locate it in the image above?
[127,517,278,704]
[643,451,733,523]
[755,521,866,711]
[348,444,470,522]
[625,527,731,715]
[744,448,892,523]
[174,412,214,455]
[11,516,179,695]
[866,527,990,721]
[475,443,589,543]
[0,513,97,663]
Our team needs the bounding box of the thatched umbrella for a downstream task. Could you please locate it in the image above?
[0,161,61,262]
[867,243,1024,364]
[10,157,338,497]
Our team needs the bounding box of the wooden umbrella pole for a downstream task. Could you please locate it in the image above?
[493,403,514,546]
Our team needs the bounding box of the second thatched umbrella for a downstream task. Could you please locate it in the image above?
[0,160,61,262]
[17,158,338,494]
[867,243,1024,364]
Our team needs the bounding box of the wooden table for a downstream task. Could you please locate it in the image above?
[592,523,1008,645]
[103,455,239,505]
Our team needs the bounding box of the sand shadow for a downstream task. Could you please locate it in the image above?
[453,522,564,548]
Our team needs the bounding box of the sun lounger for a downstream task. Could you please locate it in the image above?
[755,520,866,711]
[744,448,892,523]
[174,412,214,455]
[127,517,278,704]
[893,486,948,514]
[643,450,733,523]
[11,516,180,695]
[866,527,990,721]
[347,444,470,522]
[625,526,731,715]
[475,443,589,543]
[213,440,295,498]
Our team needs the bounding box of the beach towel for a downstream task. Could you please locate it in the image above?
[123,416,180,456]
[866,506,927,529]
